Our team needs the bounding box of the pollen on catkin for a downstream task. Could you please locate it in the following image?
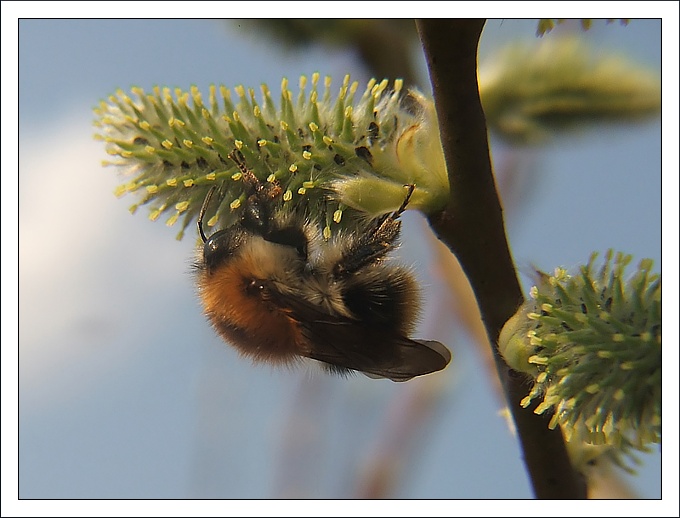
[94,74,450,240]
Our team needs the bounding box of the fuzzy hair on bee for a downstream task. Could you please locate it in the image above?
[194,150,451,382]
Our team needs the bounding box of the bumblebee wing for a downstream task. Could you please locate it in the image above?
[265,284,451,381]
[306,329,451,382]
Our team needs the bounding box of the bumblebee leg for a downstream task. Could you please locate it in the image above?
[333,184,415,277]
[393,183,415,217]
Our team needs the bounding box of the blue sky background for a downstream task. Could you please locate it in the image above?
[7,11,677,514]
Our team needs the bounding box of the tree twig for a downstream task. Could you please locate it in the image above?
[416,18,587,499]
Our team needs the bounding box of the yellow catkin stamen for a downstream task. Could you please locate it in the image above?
[585,384,600,394]
[166,212,179,226]
[528,355,548,365]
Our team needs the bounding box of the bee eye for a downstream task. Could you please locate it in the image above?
[246,279,271,300]
[203,227,247,273]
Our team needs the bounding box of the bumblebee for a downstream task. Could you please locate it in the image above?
[195,150,450,381]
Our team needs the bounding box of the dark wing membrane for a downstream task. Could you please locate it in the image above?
[306,328,451,382]
[264,283,451,381]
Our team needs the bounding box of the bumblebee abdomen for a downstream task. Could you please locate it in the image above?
[341,264,421,334]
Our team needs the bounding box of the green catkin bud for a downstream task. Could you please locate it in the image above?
[478,35,660,144]
[498,250,661,468]
[95,74,450,240]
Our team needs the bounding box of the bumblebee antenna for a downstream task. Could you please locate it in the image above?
[197,186,218,243]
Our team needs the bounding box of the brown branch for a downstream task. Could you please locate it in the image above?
[416,19,587,499]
